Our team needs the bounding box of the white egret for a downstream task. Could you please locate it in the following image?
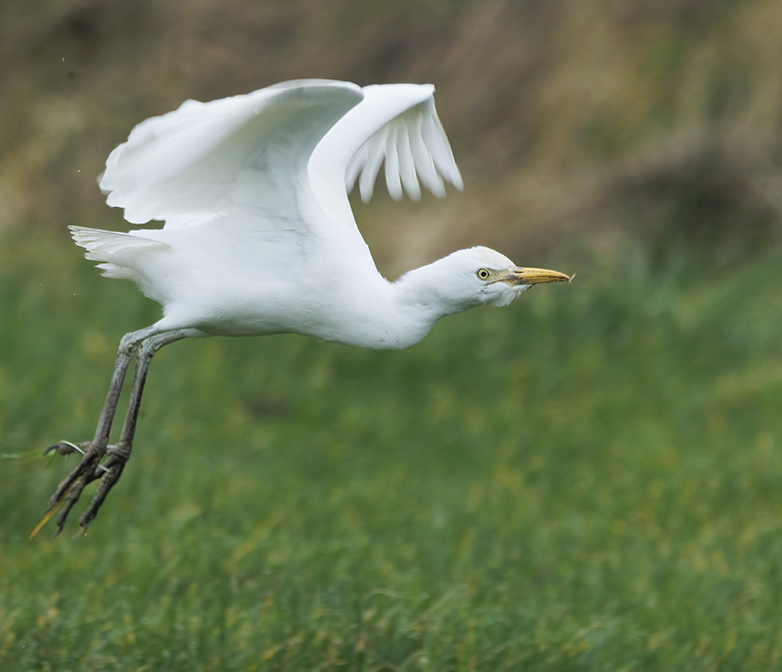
[39,79,570,535]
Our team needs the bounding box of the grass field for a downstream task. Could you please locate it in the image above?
[1,228,781,671]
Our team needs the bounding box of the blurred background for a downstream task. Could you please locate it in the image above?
[3,0,782,270]
[2,1,782,669]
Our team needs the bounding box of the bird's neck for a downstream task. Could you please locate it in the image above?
[318,258,477,351]
[371,260,480,348]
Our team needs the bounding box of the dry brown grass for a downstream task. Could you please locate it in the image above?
[2,0,780,269]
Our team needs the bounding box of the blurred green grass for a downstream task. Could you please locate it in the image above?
[1,229,782,671]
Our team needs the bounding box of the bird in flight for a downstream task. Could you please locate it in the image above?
[36,79,571,536]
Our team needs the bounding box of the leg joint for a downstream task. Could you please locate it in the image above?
[137,340,161,362]
[137,329,191,362]
[118,335,139,358]
[118,327,161,357]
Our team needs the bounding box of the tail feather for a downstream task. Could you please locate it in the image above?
[70,225,168,258]
[69,225,168,282]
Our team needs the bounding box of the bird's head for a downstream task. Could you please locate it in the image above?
[398,246,572,315]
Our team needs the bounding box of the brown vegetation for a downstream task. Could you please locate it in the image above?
[2,0,781,273]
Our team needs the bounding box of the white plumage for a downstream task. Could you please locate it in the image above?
[39,79,570,535]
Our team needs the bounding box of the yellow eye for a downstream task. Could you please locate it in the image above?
[477,268,491,280]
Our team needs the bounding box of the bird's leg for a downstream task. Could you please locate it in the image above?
[75,330,191,531]
[41,327,160,532]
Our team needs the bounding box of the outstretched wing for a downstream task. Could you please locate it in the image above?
[348,86,463,202]
[99,80,364,226]
[99,80,462,254]
[307,83,463,232]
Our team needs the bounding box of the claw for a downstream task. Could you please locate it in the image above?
[44,440,110,473]
[34,440,133,537]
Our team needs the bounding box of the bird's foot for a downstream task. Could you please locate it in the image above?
[77,441,132,531]
[35,440,132,537]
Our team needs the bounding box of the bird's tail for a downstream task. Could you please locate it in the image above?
[69,225,168,281]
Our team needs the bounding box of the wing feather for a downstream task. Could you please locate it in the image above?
[357,127,390,203]
[396,122,421,202]
[97,80,461,263]
[408,114,445,198]
[344,142,368,192]
[309,83,463,228]
[337,90,461,204]
[99,80,363,226]
[384,125,403,202]
[420,109,464,191]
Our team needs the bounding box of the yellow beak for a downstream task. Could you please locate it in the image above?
[502,267,573,285]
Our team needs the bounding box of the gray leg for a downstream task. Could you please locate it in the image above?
[74,330,193,530]
[42,327,193,534]
[45,327,159,507]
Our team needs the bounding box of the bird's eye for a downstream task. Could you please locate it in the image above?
[477,268,491,280]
